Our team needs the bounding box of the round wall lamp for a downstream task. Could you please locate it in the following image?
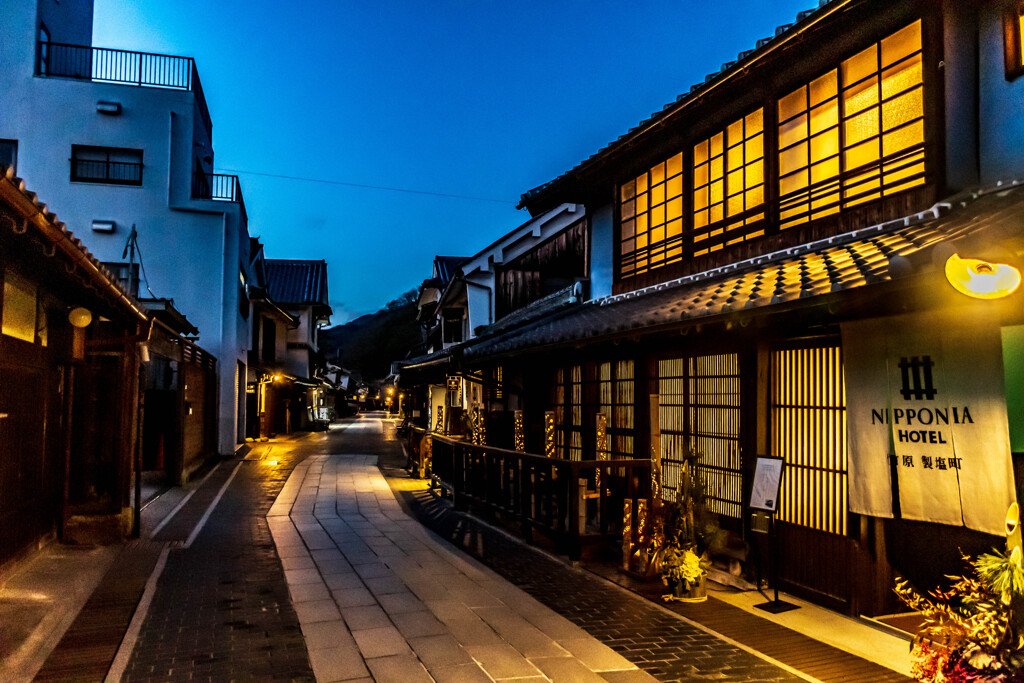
[944,253,1021,300]
[68,307,93,328]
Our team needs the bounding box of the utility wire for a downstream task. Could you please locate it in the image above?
[215,168,518,206]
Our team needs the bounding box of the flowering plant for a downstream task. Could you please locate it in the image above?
[895,550,1024,682]
[661,544,710,589]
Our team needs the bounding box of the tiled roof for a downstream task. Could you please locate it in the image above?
[0,165,148,322]
[434,255,467,286]
[265,259,330,308]
[518,0,845,210]
[471,181,1024,359]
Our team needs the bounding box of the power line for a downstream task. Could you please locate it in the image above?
[215,168,519,206]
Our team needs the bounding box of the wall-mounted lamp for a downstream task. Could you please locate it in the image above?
[96,100,122,115]
[139,342,150,363]
[68,307,93,328]
[944,253,1022,300]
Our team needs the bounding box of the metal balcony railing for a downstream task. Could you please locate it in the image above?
[191,172,242,203]
[37,41,212,135]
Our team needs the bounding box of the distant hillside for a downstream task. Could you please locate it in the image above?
[320,289,421,382]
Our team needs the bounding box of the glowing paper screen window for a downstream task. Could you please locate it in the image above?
[619,153,684,277]
[693,109,765,256]
[778,20,924,230]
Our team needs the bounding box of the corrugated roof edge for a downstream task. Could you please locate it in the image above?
[517,0,846,211]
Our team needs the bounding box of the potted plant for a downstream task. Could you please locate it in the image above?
[655,450,715,602]
[895,549,1024,682]
[661,542,711,602]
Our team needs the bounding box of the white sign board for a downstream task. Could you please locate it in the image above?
[750,457,784,512]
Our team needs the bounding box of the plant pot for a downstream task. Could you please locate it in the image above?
[664,574,708,603]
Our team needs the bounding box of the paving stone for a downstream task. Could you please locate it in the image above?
[428,663,495,682]
[407,633,475,669]
[330,587,377,608]
[301,620,356,650]
[323,572,365,591]
[378,590,425,615]
[341,604,392,631]
[391,609,449,639]
[365,654,433,682]
[351,625,412,659]
[307,641,369,682]
[288,580,331,603]
[293,598,342,624]
[463,643,545,679]
[530,655,610,682]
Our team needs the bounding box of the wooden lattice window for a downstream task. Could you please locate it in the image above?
[619,153,684,277]
[598,360,635,459]
[778,20,924,230]
[771,345,848,535]
[1006,2,1024,81]
[693,109,765,256]
[658,354,742,518]
[551,365,583,460]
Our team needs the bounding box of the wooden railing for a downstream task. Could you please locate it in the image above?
[428,433,652,561]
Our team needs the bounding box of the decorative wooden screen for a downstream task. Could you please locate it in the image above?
[658,354,742,517]
[598,360,635,459]
[771,345,848,535]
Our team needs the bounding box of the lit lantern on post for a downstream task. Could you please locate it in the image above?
[514,410,525,452]
[68,306,92,361]
[544,410,556,457]
[595,413,608,491]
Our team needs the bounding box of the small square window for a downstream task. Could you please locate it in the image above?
[0,139,16,175]
[1006,2,1024,81]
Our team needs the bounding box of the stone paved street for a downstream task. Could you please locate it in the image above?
[108,412,834,682]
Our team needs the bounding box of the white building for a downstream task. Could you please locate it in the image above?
[0,0,252,454]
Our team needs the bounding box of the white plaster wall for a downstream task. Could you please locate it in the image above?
[590,203,614,299]
[0,2,250,454]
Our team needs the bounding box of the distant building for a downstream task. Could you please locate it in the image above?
[0,0,253,455]
[264,259,332,430]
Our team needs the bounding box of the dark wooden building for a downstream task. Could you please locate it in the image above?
[403,0,1024,617]
[0,167,149,567]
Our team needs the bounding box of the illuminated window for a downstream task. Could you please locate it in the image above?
[771,345,848,535]
[658,354,742,517]
[693,109,765,256]
[1005,3,1024,81]
[778,20,924,230]
[2,269,38,343]
[598,360,635,459]
[551,365,582,460]
[619,152,684,277]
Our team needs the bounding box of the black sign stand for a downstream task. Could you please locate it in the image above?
[755,513,799,614]
[749,456,798,614]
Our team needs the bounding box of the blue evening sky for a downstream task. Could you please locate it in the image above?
[94,1,813,323]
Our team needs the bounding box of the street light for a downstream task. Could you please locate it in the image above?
[945,253,1021,300]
